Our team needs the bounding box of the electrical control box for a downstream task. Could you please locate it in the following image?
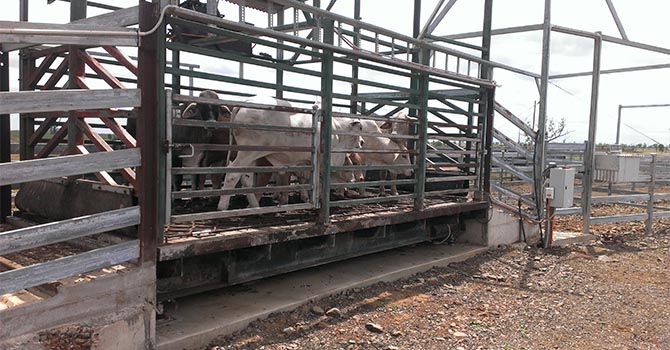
[594,154,640,182]
[549,167,575,208]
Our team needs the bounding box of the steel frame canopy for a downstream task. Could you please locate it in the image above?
[425,0,670,242]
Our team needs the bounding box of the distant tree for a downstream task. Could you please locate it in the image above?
[524,117,573,145]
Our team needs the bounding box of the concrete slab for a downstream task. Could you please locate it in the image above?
[156,243,486,350]
[553,231,597,246]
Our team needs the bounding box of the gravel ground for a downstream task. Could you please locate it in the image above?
[207,221,670,350]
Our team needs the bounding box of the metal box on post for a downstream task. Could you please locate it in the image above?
[549,167,575,208]
[594,154,640,182]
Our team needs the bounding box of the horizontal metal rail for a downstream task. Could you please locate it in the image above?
[170,203,314,223]
[426,175,477,183]
[330,194,415,207]
[0,240,139,295]
[167,7,496,87]
[172,118,314,134]
[172,143,313,153]
[0,148,141,186]
[172,165,313,175]
[590,211,670,225]
[173,184,312,199]
[0,89,141,114]
[172,94,317,115]
[0,207,140,256]
[331,164,416,172]
[330,179,416,189]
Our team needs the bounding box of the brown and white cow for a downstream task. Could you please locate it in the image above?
[172,90,230,191]
[217,96,364,210]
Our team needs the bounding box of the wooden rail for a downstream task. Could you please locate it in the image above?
[0,89,141,114]
[0,148,141,186]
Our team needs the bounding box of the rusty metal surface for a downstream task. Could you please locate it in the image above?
[159,195,487,261]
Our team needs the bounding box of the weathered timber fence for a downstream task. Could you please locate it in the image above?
[0,89,142,295]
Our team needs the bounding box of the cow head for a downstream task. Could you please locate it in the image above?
[379,111,411,148]
[345,120,365,149]
[182,90,224,121]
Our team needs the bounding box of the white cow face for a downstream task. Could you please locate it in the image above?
[391,146,414,177]
[379,112,411,148]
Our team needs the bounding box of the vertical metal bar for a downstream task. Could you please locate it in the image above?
[207,0,218,15]
[349,0,361,114]
[482,88,495,196]
[479,0,493,199]
[616,104,622,144]
[604,0,628,40]
[165,89,173,232]
[171,50,181,95]
[646,154,656,234]
[414,49,430,211]
[535,0,551,228]
[318,19,335,224]
[138,0,160,264]
[19,0,34,160]
[188,67,194,96]
[276,8,285,99]
[67,0,87,157]
[0,52,10,223]
[581,32,603,235]
[311,108,321,206]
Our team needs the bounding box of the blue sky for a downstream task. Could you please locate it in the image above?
[2,0,670,145]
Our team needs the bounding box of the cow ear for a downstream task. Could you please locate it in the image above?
[182,104,200,119]
[219,106,233,121]
[379,120,392,129]
[349,120,362,131]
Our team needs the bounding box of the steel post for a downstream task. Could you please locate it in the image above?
[616,104,622,144]
[0,52,10,223]
[318,19,334,224]
[581,32,603,235]
[414,49,430,211]
[276,8,285,99]
[646,154,657,234]
[67,0,87,157]
[536,0,551,240]
[349,0,360,114]
[479,0,493,198]
[138,0,160,263]
[18,0,34,160]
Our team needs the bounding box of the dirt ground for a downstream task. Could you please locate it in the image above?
[207,211,670,350]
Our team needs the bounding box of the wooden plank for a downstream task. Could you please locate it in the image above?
[0,148,140,186]
[0,21,137,51]
[0,264,153,340]
[0,89,141,114]
[0,240,139,295]
[72,5,139,27]
[0,207,139,256]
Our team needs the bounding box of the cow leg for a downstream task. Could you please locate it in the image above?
[240,172,260,207]
[389,172,398,196]
[217,151,267,210]
[277,172,290,205]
